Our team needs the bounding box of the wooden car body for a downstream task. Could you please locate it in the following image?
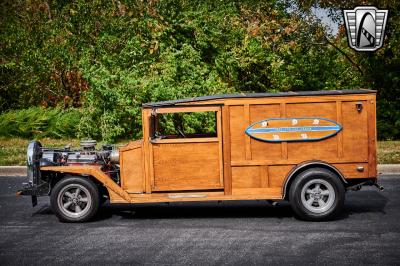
[42,89,377,204]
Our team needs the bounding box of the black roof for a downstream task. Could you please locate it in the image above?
[142,89,376,108]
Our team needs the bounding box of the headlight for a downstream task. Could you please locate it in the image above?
[27,141,42,184]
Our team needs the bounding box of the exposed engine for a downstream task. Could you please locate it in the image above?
[21,140,120,206]
[37,140,120,184]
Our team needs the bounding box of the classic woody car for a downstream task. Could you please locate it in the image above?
[18,90,382,222]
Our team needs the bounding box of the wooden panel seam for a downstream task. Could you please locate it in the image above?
[120,151,125,189]
[217,109,224,186]
[244,104,252,160]
[149,143,155,189]
[142,109,152,194]
[141,143,146,193]
[367,98,377,177]
[223,105,232,195]
[336,100,343,158]
[280,103,288,160]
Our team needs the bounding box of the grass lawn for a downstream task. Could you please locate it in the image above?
[0,137,399,165]
[378,141,400,164]
[0,137,129,166]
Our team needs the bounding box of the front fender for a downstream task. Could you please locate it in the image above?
[41,165,131,203]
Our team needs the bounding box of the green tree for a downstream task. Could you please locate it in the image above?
[295,0,400,139]
[1,0,397,141]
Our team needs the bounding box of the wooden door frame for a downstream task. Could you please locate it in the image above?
[147,105,224,192]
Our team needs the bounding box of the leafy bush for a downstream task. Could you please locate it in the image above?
[0,107,80,139]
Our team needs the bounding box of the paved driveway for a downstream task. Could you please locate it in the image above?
[0,175,399,265]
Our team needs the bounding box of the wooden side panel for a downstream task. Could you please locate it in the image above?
[333,163,369,179]
[342,101,368,161]
[229,106,245,161]
[286,102,338,160]
[268,165,294,188]
[231,187,281,198]
[152,142,222,191]
[226,96,373,200]
[232,166,261,188]
[249,104,282,160]
[244,104,252,160]
[120,145,144,193]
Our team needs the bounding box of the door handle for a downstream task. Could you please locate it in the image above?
[356,102,363,112]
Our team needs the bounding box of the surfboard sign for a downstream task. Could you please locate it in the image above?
[245,117,342,142]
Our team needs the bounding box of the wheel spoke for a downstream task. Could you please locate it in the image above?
[306,198,314,206]
[65,191,74,199]
[315,184,320,190]
[63,201,72,209]
[318,199,325,207]
[75,205,82,213]
[75,188,81,196]
[306,189,313,194]
[321,190,330,196]
[80,197,88,202]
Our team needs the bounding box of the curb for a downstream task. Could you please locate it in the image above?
[0,166,27,176]
[377,164,400,175]
[0,164,399,177]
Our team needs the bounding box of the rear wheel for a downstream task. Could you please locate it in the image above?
[50,176,100,222]
[289,168,345,221]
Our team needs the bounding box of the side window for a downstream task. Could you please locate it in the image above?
[152,111,217,139]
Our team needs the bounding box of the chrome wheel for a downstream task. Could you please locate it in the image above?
[57,184,92,219]
[300,179,335,214]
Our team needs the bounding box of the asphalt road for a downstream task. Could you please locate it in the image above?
[0,175,399,265]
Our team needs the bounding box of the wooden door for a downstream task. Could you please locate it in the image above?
[149,106,224,192]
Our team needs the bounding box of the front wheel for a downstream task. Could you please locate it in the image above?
[289,168,345,221]
[50,176,100,222]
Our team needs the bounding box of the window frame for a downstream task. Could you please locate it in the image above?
[149,106,222,144]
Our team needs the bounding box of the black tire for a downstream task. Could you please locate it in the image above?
[50,176,100,222]
[98,186,109,206]
[289,168,345,221]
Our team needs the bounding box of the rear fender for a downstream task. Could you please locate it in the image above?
[282,160,347,199]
